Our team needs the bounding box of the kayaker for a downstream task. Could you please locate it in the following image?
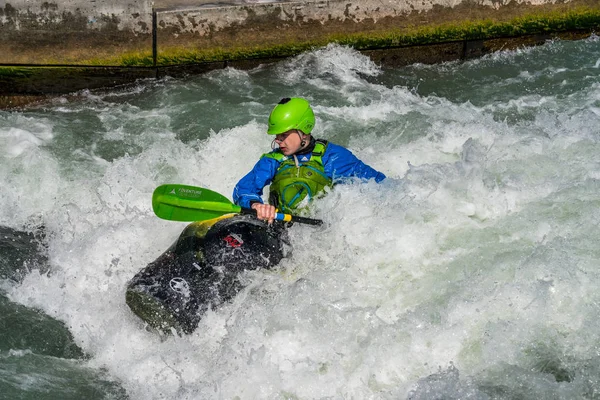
[233,97,386,223]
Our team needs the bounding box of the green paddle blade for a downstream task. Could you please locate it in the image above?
[152,184,242,222]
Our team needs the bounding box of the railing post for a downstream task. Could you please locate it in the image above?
[152,8,158,68]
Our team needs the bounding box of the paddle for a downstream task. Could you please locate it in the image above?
[152,184,323,226]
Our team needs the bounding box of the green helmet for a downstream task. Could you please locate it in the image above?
[267,98,315,135]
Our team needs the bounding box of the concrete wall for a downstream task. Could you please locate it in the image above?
[153,0,598,64]
[156,0,561,37]
[2,0,598,66]
[0,0,152,64]
[0,0,152,32]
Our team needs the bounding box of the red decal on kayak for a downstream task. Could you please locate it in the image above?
[224,234,243,248]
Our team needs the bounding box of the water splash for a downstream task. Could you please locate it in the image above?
[1,38,600,398]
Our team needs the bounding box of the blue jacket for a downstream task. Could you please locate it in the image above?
[233,141,386,208]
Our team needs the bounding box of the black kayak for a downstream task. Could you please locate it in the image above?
[126,215,288,334]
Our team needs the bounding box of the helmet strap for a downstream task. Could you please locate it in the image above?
[271,131,309,151]
[297,131,307,147]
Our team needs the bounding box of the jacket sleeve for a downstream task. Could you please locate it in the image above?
[323,143,386,183]
[233,156,280,208]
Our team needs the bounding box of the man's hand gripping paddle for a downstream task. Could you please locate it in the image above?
[152,184,323,226]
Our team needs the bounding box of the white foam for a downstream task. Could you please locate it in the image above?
[0,115,54,158]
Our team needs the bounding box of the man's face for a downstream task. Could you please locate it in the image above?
[274,130,303,156]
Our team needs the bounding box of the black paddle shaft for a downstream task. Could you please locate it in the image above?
[240,208,323,226]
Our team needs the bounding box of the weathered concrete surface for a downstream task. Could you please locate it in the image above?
[0,0,152,32]
[155,0,259,11]
[2,0,598,66]
[155,0,599,58]
[157,0,565,36]
[0,0,152,64]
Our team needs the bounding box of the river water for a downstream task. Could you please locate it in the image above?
[1,37,599,399]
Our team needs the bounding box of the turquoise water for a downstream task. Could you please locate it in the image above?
[1,37,599,399]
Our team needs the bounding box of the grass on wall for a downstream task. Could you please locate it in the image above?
[1,6,599,71]
[111,6,600,66]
